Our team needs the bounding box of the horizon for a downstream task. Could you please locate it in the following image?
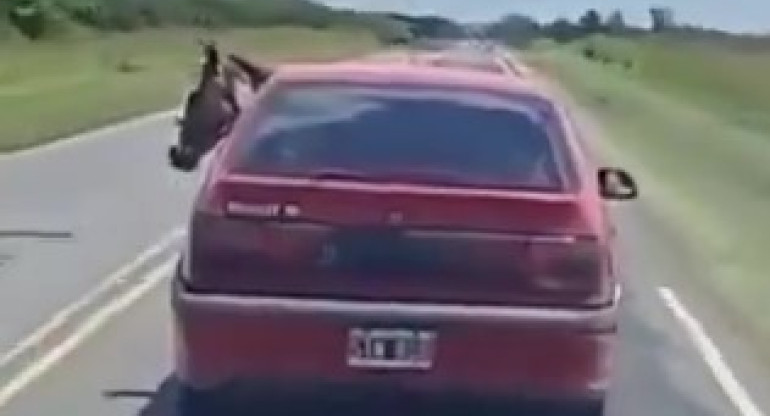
[318,0,769,34]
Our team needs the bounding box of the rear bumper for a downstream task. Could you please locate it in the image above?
[172,277,619,402]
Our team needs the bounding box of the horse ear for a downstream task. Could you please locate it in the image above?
[197,38,216,49]
[195,39,222,78]
[228,54,272,92]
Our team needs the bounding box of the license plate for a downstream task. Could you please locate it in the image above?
[347,328,436,370]
[323,230,442,274]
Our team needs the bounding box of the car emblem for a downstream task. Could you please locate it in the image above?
[226,202,301,219]
[387,211,404,225]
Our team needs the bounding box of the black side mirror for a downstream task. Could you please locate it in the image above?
[599,168,638,200]
[168,146,199,172]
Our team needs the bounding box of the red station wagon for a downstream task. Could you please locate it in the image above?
[172,60,639,416]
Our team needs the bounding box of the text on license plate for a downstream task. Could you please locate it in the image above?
[347,328,436,370]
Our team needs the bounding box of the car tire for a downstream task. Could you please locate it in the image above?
[177,386,219,416]
[569,399,605,416]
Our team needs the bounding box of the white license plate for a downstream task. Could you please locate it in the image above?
[347,328,436,370]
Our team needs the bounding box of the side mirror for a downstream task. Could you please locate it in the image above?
[599,168,638,200]
[168,146,199,172]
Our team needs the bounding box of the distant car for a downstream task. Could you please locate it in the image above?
[172,60,638,416]
[408,50,529,78]
[386,36,411,46]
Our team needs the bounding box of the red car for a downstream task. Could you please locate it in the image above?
[172,60,638,416]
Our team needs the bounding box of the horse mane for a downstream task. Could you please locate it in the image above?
[227,54,273,92]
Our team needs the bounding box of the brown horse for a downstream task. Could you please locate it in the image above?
[169,41,272,171]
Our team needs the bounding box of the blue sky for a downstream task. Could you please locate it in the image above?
[318,0,769,33]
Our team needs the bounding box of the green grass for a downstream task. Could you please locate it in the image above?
[527,40,770,351]
[0,26,379,152]
[570,35,770,132]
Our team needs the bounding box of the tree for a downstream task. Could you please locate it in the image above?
[606,10,626,34]
[8,0,46,39]
[578,9,602,34]
[484,13,540,47]
[388,14,465,39]
[140,7,161,27]
[544,18,581,43]
[650,7,675,32]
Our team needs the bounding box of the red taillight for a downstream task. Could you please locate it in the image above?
[198,180,226,216]
[182,179,228,284]
[527,235,610,302]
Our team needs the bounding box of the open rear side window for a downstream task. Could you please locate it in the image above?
[229,83,573,192]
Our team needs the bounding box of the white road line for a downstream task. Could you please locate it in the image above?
[0,110,176,162]
[0,257,177,407]
[0,227,185,370]
[658,286,765,416]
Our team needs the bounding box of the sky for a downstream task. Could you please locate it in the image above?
[318,0,770,33]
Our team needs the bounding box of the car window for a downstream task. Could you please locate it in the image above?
[231,83,567,191]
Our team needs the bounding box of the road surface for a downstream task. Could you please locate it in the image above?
[0,113,199,355]
[0,67,768,415]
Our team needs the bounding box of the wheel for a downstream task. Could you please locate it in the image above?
[568,398,605,416]
[177,386,219,416]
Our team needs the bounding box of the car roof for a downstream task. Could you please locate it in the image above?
[268,59,548,102]
[351,50,519,76]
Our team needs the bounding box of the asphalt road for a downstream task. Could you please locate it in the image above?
[0,68,769,415]
[0,114,199,353]
[0,198,755,416]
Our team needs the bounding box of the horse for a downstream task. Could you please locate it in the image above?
[169,41,272,171]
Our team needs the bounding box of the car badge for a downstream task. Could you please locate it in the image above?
[387,210,404,225]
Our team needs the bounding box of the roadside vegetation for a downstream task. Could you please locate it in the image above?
[0,27,383,152]
[523,31,770,359]
[0,0,421,152]
[0,0,470,152]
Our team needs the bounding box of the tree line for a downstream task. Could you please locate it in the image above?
[7,1,764,52]
[483,7,769,49]
[484,8,682,47]
[1,0,413,42]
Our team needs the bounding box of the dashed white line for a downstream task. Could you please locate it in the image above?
[0,257,178,407]
[0,228,185,370]
[658,286,765,416]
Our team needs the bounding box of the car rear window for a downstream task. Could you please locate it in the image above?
[230,83,568,191]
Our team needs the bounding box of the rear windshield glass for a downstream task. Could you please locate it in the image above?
[231,83,566,191]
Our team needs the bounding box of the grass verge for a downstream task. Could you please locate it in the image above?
[0,27,379,152]
[527,42,770,356]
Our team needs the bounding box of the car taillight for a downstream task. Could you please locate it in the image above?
[179,177,224,284]
[527,235,610,302]
[198,179,226,216]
